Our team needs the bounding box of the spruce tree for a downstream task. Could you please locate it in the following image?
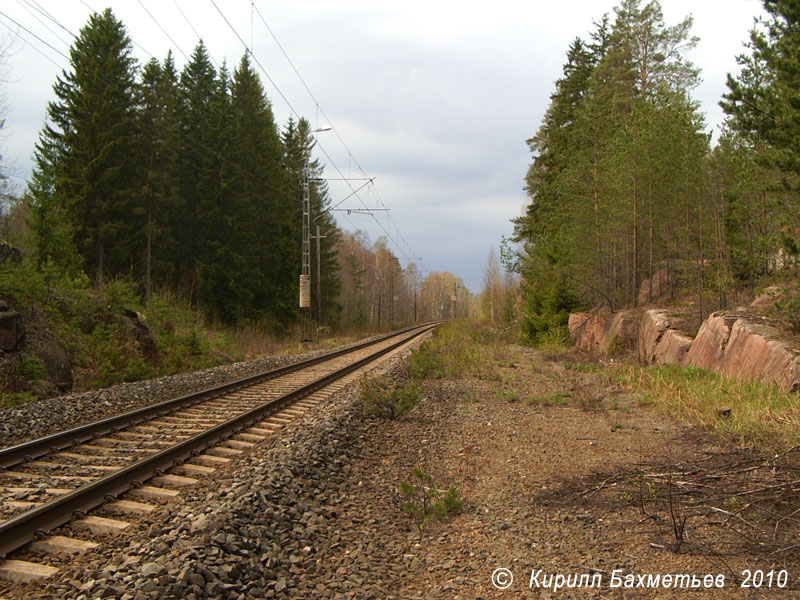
[722,0,800,176]
[720,1,800,286]
[27,129,81,274]
[138,52,180,303]
[37,8,138,284]
[176,42,219,304]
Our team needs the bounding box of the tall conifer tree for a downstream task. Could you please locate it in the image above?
[33,8,138,284]
[176,42,219,303]
[138,52,180,302]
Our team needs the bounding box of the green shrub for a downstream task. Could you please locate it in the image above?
[409,321,495,380]
[18,355,47,380]
[360,374,420,419]
[409,340,445,379]
[101,278,140,313]
[0,391,38,408]
[399,466,464,529]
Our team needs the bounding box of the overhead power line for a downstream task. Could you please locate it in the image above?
[4,2,291,204]
[0,8,69,62]
[250,4,426,268]
[17,0,71,48]
[169,0,218,68]
[136,0,189,63]
[11,1,427,272]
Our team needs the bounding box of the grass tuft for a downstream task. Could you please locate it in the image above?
[609,362,800,451]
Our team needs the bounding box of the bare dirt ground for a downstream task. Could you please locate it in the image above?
[299,344,800,599]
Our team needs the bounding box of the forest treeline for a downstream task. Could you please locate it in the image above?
[512,0,800,345]
[0,8,470,332]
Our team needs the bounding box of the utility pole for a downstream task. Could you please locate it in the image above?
[310,176,374,336]
[299,126,332,344]
[313,223,326,331]
[389,268,395,327]
[299,168,311,343]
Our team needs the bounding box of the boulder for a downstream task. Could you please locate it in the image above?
[116,309,159,362]
[683,312,734,370]
[653,329,693,365]
[599,310,638,355]
[638,309,671,363]
[568,312,590,337]
[35,337,73,392]
[568,312,609,352]
[0,354,21,393]
[716,319,800,392]
[637,309,693,365]
[0,310,25,351]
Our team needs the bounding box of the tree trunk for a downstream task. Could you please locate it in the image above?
[632,128,640,307]
[145,202,152,305]
[96,229,105,288]
[648,181,654,304]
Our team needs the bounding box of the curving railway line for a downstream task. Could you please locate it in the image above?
[0,323,437,582]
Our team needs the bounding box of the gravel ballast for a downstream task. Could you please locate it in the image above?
[0,340,371,448]
[3,340,799,599]
[2,353,414,600]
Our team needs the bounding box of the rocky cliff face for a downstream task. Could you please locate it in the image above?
[682,312,800,391]
[0,297,74,397]
[569,305,800,392]
[567,312,609,352]
[638,309,693,366]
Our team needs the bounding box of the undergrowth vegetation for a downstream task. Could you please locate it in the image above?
[0,260,248,404]
[607,362,800,451]
[399,466,464,530]
[408,320,514,381]
[359,371,421,420]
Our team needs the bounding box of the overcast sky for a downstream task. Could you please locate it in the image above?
[0,0,766,293]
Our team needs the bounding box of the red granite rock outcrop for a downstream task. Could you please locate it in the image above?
[570,305,800,392]
[683,312,733,370]
[638,309,692,365]
[567,311,610,352]
[599,310,638,355]
[689,313,800,392]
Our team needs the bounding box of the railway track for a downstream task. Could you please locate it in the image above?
[0,323,436,582]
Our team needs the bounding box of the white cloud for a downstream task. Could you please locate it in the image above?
[0,0,767,294]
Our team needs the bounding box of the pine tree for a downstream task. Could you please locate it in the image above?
[514,0,708,343]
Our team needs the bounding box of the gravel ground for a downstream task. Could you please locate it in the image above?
[3,342,800,599]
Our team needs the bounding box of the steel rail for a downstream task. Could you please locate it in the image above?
[0,324,432,469]
[0,323,436,558]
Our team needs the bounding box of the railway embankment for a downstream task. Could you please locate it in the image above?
[0,333,395,449]
[0,348,308,448]
[3,322,800,598]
